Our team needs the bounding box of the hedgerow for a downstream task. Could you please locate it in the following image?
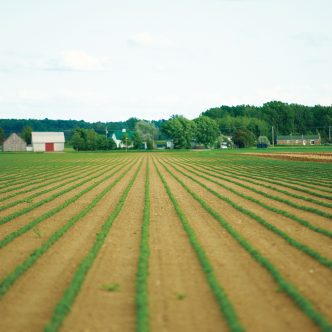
[158,159,332,332]
[44,160,143,332]
[153,159,245,332]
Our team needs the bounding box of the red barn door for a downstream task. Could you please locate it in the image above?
[45,143,54,152]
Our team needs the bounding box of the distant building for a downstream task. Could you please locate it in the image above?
[32,132,65,152]
[3,133,27,152]
[111,129,134,149]
[277,134,321,146]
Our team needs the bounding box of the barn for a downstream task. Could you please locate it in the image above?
[32,132,65,152]
[3,133,27,152]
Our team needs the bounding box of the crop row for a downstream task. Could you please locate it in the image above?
[135,160,151,332]
[0,159,129,225]
[0,161,95,192]
[0,159,140,300]
[206,160,332,193]
[185,159,332,209]
[0,158,127,203]
[0,161,116,212]
[180,158,332,200]
[171,158,332,220]
[0,159,136,249]
[153,159,245,332]
[157,158,332,332]
[44,160,143,332]
[161,159,332,269]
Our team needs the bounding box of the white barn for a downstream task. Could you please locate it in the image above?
[32,132,65,152]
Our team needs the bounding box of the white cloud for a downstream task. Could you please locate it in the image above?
[128,32,174,48]
[45,51,112,72]
[0,51,112,72]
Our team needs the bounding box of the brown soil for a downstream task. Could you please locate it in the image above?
[0,154,331,331]
[0,160,141,332]
[155,157,320,331]
[159,158,332,323]
[245,152,332,163]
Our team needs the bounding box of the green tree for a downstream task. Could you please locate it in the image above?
[0,128,4,146]
[121,133,131,150]
[132,132,143,149]
[194,116,220,148]
[135,120,158,148]
[162,115,196,149]
[21,126,32,144]
[233,128,256,148]
[71,130,85,151]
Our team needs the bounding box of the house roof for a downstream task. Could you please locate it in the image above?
[277,134,320,140]
[32,132,65,143]
[4,133,26,144]
[111,130,134,140]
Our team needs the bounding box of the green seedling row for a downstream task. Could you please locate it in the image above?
[159,160,332,332]
[44,160,143,332]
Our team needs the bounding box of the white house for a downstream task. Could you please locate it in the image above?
[32,132,65,152]
[111,129,134,149]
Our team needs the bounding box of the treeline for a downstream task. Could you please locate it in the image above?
[0,117,165,140]
[202,101,332,139]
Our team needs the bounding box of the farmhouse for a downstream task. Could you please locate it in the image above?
[3,133,27,152]
[277,134,321,146]
[111,129,134,149]
[32,132,65,152]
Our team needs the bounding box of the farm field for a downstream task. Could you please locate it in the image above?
[0,151,332,332]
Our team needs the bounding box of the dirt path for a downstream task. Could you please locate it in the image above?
[0,160,141,332]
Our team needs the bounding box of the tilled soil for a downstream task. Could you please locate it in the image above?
[0,152,331,332]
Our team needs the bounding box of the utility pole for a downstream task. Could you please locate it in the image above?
[329,125,331,142]
[272,126,275,148]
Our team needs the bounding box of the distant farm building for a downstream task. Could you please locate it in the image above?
[277,134,321,146]
[32,132,65,152]
[111,129,134,149]
[3,133,27,152]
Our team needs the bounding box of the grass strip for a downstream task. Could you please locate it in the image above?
[44,159,143,332]
[153,159,245,332]
[0,159,139,299]
[158,159,332,332]
[162,159,332,269]
[135,159,150,332]
[0,160,134,249]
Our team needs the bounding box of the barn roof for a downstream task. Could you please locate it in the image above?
[111,130,134,140]
[32,132,65,143]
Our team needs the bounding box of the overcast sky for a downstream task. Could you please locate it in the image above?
[0,0,331,122]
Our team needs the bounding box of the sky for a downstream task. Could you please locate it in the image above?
[0,0,331,122]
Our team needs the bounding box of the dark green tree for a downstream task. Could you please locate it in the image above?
[0,128,4,146]
[233,128,256,148]
[194,116,220,147]
[162,115,196,149]
[21,126,32,144]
